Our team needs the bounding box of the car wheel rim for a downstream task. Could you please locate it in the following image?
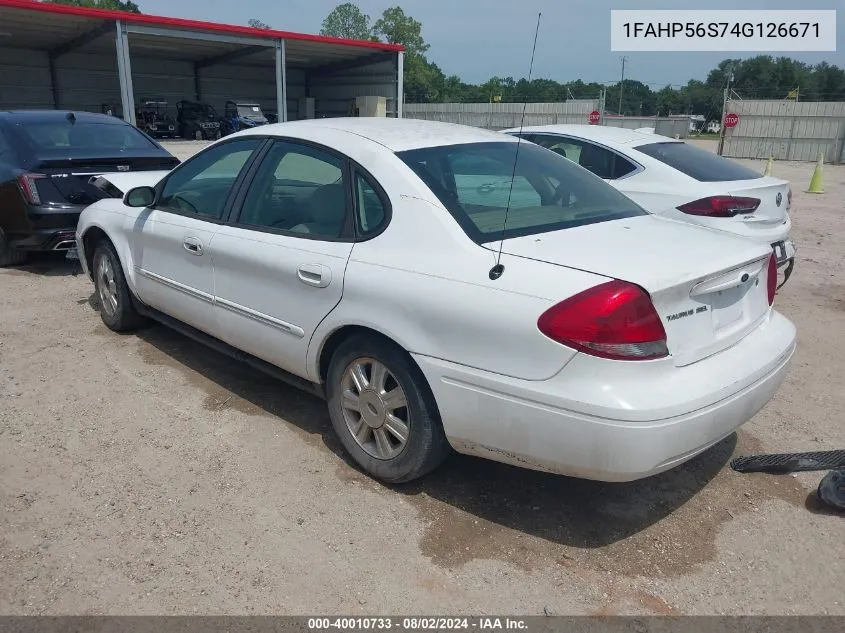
[96,253,119,317]
[340,357,409,460]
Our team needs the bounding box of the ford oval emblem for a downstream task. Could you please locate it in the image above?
[776,192,782,207]
[741,273,750,282]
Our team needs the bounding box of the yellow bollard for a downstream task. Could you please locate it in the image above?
[763,156,773,176]
[807,151,824,194]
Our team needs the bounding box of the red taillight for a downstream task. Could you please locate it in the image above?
[16,173,46,205]
[767,253,777,305]
[538,280,669,361]
[677,195,760,217]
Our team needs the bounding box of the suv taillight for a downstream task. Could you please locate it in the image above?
[16,173,47,205]
[537,280,669,361]
[767,253,777,305]
[678,195,760,217]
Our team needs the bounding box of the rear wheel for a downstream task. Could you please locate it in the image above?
[326,334,450,483]
[92,240,145,332]
[0,229,27,267]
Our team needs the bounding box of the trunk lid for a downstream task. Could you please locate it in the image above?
[89,170,171,197]
[497,215,774,367]
[723,176,790,229]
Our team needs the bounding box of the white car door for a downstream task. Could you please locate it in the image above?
[130,137,264,337]
[210,139,388,378]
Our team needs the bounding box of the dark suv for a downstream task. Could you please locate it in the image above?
[176,100,221,140]
[0,110,179,266]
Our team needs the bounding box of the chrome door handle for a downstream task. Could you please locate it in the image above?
[183,237,203,256]
[297,263,331,288]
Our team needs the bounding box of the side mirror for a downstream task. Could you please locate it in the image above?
[124,186,156,208]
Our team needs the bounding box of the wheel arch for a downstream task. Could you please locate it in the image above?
[80,220,137,290]
[314,323,422,385]
[81,224,109,279]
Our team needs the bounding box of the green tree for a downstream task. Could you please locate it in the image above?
[46,0,141,12]
[248,18,271,29]
[813,62,845,101]
[605,79,655,115]
[373,6,429,58]
[320,3,373,40]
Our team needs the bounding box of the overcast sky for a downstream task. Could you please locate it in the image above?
[135,0,844,88]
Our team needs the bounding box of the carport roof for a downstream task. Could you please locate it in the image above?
[0,0,403,69]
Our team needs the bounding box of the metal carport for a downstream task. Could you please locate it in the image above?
[0,0,404,126]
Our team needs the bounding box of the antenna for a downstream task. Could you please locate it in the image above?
[489,12,542,281]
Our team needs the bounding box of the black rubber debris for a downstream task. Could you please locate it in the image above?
[817,469,845,511]
[730,449,845,474]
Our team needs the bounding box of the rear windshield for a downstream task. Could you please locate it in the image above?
[396,141,646,243]
[16,121,158,152]
[634,141,763,182]
[238,105,264,117]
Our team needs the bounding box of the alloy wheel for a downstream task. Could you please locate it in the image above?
[340,357,410,460]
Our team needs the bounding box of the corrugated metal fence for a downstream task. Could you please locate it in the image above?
[722,100,845,164]
[403,101,599,130]
[402,101,691,138]
[602,116,691,138]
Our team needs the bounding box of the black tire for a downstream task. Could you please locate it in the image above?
[0,229,27,267]
[92,240,145,332]
[326,334,451,483]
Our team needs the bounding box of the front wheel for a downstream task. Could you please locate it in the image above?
[92,240,145,332]
[326,334,451,483]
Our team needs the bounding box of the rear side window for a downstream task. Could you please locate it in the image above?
[355,172,388,236]
[634,142,763,182]
[16,121,158,152]
[397,141,646,243]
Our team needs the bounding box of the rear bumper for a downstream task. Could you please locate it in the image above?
[413,311,796,482]
[5,202,83,251]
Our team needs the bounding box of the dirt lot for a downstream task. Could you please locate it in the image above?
[1,139,843,615]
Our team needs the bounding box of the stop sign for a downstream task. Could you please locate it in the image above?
[724,112,740,128]
[588,110,601,124]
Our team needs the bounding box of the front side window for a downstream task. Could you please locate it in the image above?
[158,138,261,220]
[397,141,646,243]
[237,141,348,239]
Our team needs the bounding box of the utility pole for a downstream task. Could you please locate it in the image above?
[617,56,628,115]
[717,64,734,156]
[599,86,606,124]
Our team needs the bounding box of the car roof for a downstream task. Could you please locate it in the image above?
[257,117,518,152]
[502,124,683,147]
[0,110,130,125]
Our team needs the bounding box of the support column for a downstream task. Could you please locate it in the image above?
[193,63,202,102]
[396,51,404,118]
[115,20,136,126]
[275,39,287,122]
[48,54,60,109]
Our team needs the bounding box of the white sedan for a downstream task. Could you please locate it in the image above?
[502,125,796,286]
[75,118,795,483]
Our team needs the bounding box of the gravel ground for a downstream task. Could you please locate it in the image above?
[1,138,843,615]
